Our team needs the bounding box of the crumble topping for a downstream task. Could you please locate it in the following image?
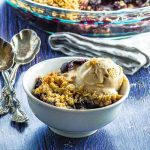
[33,72,123,109]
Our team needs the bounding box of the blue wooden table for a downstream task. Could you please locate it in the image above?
[0,1,150,150]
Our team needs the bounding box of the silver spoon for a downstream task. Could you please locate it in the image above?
[2,29,41,100]
[9,29,40,123]
[3,29,40,122]
[2,30,40,102]
[10,29,41,85]
[0,38,14,115]
[0,38,28,123]
[1,30,40,122]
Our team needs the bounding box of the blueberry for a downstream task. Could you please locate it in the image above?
[60,62,68,73]
[74,102,83,109]
[82,100,99,109]
[72,59,87,66]
[33,94,42,100]
[60,61,73,73]
[47,101,55,106]
[34,78,42,89]
[75,99,99,109]
[60,59,87,73]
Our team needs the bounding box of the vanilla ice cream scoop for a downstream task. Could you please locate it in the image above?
[75,58,124,95]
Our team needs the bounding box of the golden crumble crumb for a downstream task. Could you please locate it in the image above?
[33,72,123,109]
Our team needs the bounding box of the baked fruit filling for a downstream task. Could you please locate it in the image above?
[32,0,149,11]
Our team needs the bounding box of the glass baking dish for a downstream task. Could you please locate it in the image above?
[6,0,150,37]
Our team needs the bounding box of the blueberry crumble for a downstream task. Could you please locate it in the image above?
[33,0,150,11]
[32,58,126,109]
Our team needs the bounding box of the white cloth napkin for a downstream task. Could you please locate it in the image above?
[48,32,150,75]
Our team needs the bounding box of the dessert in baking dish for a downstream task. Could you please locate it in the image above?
[33,0,150,10]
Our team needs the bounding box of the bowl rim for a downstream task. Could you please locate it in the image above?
[23,57,130,113]
[22,0,150,14]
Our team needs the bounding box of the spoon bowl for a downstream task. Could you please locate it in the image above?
[10,29,41,84]
[0,38,14,71]
[11,29,41,64]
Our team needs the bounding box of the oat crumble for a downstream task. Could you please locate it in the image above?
[33,72,123,109]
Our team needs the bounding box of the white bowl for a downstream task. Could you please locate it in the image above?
[23,57,130,138]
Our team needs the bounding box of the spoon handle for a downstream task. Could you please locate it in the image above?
[10,63,20,85]
[2,63,21,111]
[2,71,21,107]
[1,64,19,102]
[2,71,28,122]
[2,71,15,94]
